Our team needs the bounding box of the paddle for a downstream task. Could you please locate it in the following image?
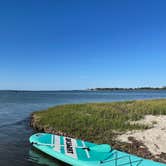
[32,142,111,153]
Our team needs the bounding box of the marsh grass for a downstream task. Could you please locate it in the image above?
[33,99,166,144]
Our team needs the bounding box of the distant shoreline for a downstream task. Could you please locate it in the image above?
[88,87,166,91]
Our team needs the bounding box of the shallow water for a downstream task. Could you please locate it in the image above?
[0,90,166,166]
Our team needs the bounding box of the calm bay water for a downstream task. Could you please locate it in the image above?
[0,90,166,166]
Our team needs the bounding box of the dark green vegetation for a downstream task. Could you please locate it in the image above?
[89,87,166,91]
[32,99,166,144]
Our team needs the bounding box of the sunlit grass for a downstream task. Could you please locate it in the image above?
[32,99,166,144]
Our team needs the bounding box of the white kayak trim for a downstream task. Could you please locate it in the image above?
[53,135,61,152]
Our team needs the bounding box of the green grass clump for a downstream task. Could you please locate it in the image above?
[33,99,166,144]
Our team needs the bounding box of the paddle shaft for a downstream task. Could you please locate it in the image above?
[32,142,89,149]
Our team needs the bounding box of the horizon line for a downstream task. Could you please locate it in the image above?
[0,86,166,92]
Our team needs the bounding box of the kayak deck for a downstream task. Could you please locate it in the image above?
[29,133,166,166]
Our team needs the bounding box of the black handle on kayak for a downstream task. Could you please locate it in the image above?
[82,147,90,151]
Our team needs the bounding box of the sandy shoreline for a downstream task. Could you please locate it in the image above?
[117,115,166,158]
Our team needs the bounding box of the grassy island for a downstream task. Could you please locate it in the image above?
[31,99,166,162]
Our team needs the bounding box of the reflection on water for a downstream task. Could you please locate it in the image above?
[28,147,67,166]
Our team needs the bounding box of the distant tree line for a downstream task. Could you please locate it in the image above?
[88,87,166,91]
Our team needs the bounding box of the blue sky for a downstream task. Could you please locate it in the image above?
[0,0,166,90]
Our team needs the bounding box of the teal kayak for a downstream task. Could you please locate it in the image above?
[29,133,166,166]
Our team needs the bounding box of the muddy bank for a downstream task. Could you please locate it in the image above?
[30,113,75,137]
